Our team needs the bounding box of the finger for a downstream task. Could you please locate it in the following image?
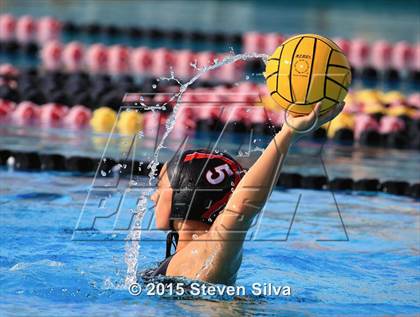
[313,102,321,115]
[334,101,345,114]
[305,102,321,123]
[326,101,344,117]
[319,101,345,125]
[330,101,345,118]
[318,109,339,126]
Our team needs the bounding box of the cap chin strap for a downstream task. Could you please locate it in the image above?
[165,220,179,259]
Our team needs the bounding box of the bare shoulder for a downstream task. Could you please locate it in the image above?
[166,229,243,282]
[165,237,214,279]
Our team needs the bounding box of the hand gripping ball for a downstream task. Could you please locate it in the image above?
[265,34,351,115]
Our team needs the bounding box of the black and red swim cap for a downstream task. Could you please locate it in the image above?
[166,149,244,225]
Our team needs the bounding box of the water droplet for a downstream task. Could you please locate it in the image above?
[7,156,15,167]
[245,75,250,80]
[152,84,157,89]
[101,170,106,177]
[112,164,121,173]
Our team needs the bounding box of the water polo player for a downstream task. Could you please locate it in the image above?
[148,101,344,285]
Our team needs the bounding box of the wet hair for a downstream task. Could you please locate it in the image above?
[166,149,244,225]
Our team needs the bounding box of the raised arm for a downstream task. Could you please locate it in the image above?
[212,102,344,236]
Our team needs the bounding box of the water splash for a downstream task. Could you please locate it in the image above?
[124,51,268,287]
[124,193,148,286]
[147,51,268,184]
[237,146,265,157]
[10,259,64,271]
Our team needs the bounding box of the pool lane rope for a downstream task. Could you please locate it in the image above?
[3,14,418,77]
[0,149,418,199]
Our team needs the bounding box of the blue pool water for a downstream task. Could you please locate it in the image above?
[1,0,419,316]
[0,168,419,316]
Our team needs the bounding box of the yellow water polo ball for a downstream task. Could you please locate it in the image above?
[265,33,352,115]
[387,104,414,117]
[326,112,355,138]
[117,110,143,135]
[380,90,405,105]
[355,89,381,104]
[364,102,386,115]
[90,107,117,133]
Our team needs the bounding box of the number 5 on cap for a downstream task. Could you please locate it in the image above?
[206,164,233,185]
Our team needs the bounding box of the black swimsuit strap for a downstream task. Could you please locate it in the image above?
[166,228,179,258]
[152,254,174,277]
